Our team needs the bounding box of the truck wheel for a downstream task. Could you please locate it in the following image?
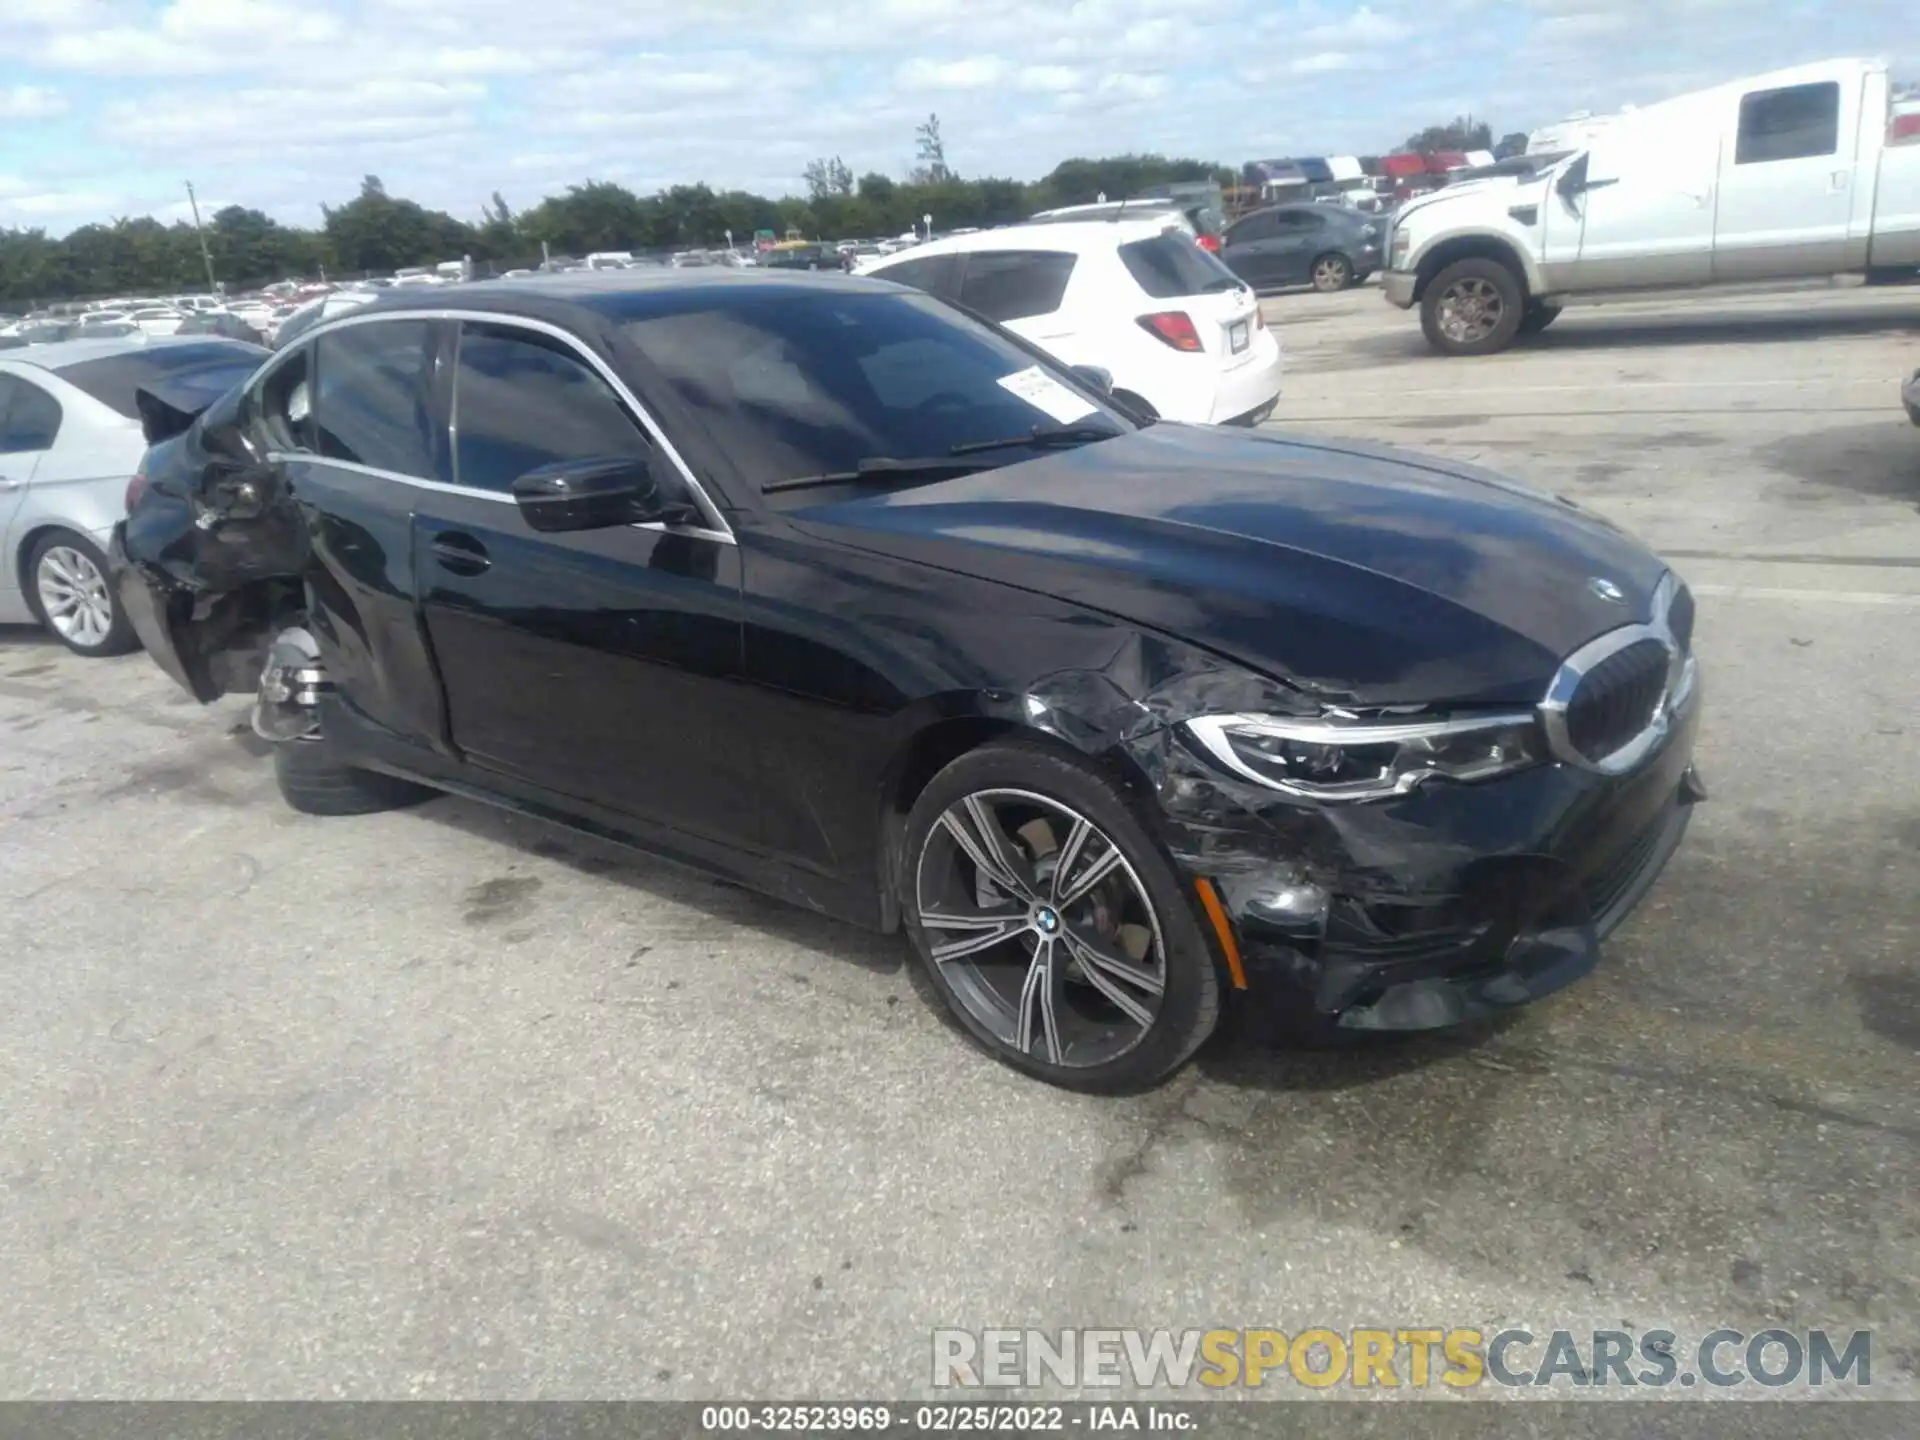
[274,738,437,817]
[1420,258,1524,356]
[1518,302,1562,335]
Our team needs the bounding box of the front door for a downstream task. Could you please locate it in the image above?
[1572,109,1720,290]
[1714,78,1862,280]
[416,319,758,852]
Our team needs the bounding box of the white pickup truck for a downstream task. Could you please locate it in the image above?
[1383,58,1920,355]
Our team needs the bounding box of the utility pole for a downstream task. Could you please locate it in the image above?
[184,181,218,293]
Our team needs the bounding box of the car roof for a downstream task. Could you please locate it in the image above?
[1031,201,1182,220]
[869,219,1177,262]
[0,334,233,369]
[335,268,905,332]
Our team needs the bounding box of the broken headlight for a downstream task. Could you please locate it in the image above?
[1182,711,1545,802]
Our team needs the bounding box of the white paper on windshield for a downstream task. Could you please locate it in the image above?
[996,365,1099,425]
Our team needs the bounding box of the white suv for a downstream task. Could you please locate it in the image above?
[856,219,1281,426]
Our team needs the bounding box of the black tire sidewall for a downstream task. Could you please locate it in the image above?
[273,737,435,816]
[1518,302,1562,335]
[24,529,139,657]
[895,738,1221,1093]
[1420,257,1525,355]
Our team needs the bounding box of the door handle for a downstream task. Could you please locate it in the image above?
[430,531,490,576]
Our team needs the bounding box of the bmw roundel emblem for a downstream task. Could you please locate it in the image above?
[1588,576,1627,605]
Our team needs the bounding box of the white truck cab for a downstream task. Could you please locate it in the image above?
[1384,58,1920,354]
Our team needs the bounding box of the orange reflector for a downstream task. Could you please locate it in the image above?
[1193,877,1248,990]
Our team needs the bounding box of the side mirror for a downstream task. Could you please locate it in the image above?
[1069,364,1114,394]
[511,455,686,533]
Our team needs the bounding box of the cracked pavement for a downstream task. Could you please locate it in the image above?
[0,280,1916,1401]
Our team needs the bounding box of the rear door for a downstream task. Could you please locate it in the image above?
[1221,209,1283,285]
[300,317,456,749]
[952,249,1078,342]
[416,318,758,849]
[1265,209,1327,284]
[1714,79,1861,279]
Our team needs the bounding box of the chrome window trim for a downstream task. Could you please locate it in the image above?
[294,305,735,545]
[1538,571,1698,776]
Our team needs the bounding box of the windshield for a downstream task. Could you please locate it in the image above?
[618,290,1131,494]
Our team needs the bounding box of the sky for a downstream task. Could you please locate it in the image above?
[0,0,1912,236]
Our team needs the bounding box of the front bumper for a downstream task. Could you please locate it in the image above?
[1136,693,1705,1034]
[1382,270,1417,308]
[1903,367,1919,427]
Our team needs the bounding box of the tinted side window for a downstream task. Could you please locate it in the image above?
[1229,212,1277,243]
[313,320,443,479]
[454,323,648,493]
[956,251,1076,322]
[870,253,961,299]
[0,374,62,453]
[1118,235,1243,299]
[1736,82,1840,165]
[1275,209,1325,231]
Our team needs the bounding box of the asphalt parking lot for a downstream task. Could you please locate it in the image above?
[1,281,1916,1403]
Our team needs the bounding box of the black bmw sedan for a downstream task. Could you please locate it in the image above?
[110,271,1703,1092]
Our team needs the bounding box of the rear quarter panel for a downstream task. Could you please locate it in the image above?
[1868,140,1920,267]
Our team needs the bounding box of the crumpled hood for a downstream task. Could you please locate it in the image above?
[789,424,1669,707]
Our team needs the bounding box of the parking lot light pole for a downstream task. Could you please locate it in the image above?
[184,181,218,293]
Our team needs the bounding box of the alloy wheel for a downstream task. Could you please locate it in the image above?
[36,545,116,650]
[914,788,1167,1068]
[1437,276,1504,344]
[1312,256,1350,291]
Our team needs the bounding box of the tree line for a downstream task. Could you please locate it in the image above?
[0,110,1531,307]
[0,150,1225,307]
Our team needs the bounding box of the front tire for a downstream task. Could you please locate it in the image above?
[273,737,436,817]
[1420,257,1525,356]
[1310,252,1353,292]
[26,530,139,657]
[897,739,1222,1093]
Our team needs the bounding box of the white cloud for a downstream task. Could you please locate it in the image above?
[1301,5,1412,45]
[1016,66,1083,94]
[898,57,1009,91]
[0,84,67,118]
[0,0,1910,234]
[1291,51,1358,75]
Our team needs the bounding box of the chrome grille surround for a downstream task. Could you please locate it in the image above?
[1540,572,1699,775]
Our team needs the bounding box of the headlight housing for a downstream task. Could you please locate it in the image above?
[1182,711,1544,802]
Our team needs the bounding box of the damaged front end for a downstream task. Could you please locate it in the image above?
[1071,621,1706,1035]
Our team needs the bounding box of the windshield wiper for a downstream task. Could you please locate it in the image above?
[947,422,1123,456]
[761,455,997,495]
